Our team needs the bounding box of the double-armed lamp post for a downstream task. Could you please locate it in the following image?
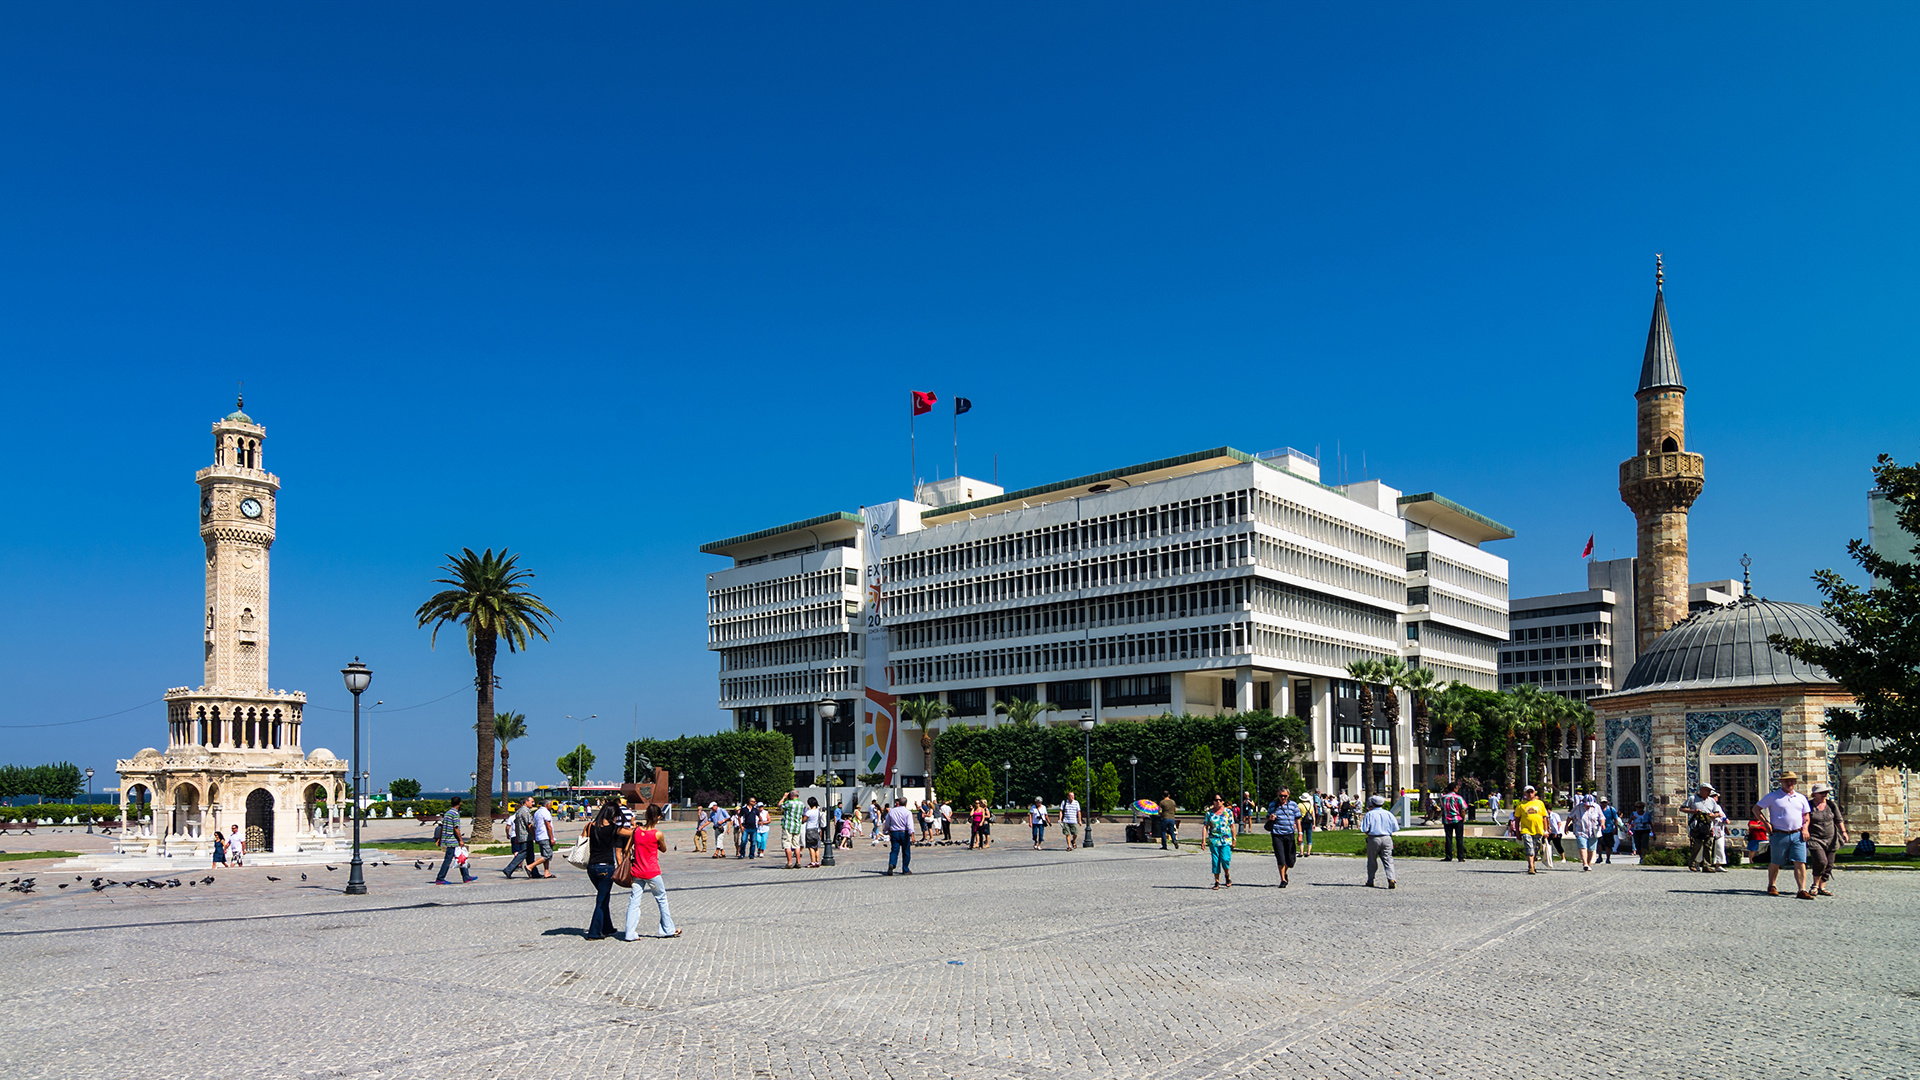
[341,658,372,896]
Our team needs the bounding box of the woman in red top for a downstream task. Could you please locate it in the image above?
[622,804,682,940]
[1747,813,1770,864]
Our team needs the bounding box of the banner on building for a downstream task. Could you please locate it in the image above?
[859,501,901,779]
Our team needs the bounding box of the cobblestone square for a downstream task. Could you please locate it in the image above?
[1,825,1915,1079]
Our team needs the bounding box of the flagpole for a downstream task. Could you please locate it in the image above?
[953,406,959,479]
[910,394,917,496]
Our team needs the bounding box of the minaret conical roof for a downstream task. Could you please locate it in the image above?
[1638,259,1684,393]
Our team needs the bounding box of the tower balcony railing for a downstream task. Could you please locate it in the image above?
[1619,451,1703,486]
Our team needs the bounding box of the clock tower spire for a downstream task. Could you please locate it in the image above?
[199,397,280,691]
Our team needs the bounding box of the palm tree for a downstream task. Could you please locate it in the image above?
[416,548,556,843]
[1344,659,1383,796]
[1397,665,1441,802]
[494,711,527,799]
[1493,692,1523,799]
[993,697,1061,728]
[1377,657,1407,802]
[898,696,954,803]
[1429,681,1471,785]
[1507,684,1551,794]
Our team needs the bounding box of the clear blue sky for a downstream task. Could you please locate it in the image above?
[2,4,1913,792]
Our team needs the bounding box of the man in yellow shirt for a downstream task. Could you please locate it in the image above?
[1515,784,1551,875]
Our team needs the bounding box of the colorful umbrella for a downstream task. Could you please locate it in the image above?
[1132,799,1160,815]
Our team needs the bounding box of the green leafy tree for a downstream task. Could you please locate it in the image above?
[993,697,1060,727]
[1774,455,1920,769]
[935,760,976,806]
[1216,753,1248,805]
[1094,760,1121,813]
[557,744,596,786]
[1181,743,1217,815]
[1064,755,1088,804]
[969,761,995,806]
[899,696,955,804]
[493,711,527,798]
[388,777,422,800]
[625,730,797,805]
[415,547,557,842]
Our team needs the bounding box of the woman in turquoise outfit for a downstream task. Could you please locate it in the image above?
[1206,793,1236,889]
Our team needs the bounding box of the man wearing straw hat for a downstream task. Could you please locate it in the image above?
[1756,771,1815,899]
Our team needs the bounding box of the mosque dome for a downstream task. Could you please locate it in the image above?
[1617,596,1845,694]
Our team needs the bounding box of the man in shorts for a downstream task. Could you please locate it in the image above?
[780,790,806,869]
[528,797,557,878]
[1756,772,1814,899]
[1515,785,1550,874]
[1060,791,1081,850]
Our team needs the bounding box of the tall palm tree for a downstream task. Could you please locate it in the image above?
[1376,657,1407,802]
[494,711,527,799]
[1345,659,1383,796]
[993,697,1061,728]
[1493,692,1523,798]
[1507,684,1551,794]
[1396,665,1441,802]
[1429,681,1470,785]
[898,696,955,803]
[416,548,556,843]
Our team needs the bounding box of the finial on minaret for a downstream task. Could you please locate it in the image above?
[237,380,244,411]
[1655,253,1664,290]
[1741,553,1752,595]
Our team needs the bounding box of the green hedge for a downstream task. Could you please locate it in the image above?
[625,731,796,806]
[0,804,120,823]
[1389,837,1524,860]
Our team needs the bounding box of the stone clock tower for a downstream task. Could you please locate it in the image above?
[115,398,347,860]
[1618,258,1706,652]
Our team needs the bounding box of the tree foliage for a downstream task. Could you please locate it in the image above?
[935,760,978,805]
[1094,760,1122,813]
[556,744,596,785]
[1181,744,1218,814]
[1774,455,1920,769]
[0,762,84,800]
[387,777,422,800]
[626,730,796,805]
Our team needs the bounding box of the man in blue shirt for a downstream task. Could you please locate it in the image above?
[1599,797,1621,863]
[1266,786,1300,887]
[1360,795,1400,890]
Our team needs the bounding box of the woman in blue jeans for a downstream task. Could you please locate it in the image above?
[582,797,631,941]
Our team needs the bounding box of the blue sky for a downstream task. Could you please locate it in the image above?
[2,3,1914,792]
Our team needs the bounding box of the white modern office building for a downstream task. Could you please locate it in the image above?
[1499,556,1744,700]
[703,446,1512,797]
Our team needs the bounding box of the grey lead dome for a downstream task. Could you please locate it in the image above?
[1616,596,1844,694]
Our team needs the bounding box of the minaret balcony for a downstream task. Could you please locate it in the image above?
[1619,451,1704,486]
[1618,451,1705,513]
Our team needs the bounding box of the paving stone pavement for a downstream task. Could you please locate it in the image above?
[1,829,1915,1080]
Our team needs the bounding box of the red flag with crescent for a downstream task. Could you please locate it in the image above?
[1580,534,1594,559]
[911,390,938,416]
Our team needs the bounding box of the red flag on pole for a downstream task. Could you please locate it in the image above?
[1580,534,1594,559]
[911,390,938,416]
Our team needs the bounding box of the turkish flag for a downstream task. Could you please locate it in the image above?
[1580,534,1594,559]
[911,390,938,416]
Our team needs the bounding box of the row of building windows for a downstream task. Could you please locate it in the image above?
[1254,533,1403,605]
[719,665,862,704]
[1501,644,1610,666]
[1406,620,1500,666]
[1249,624,1394,673]
[1421,659,1498,690]
[718,632,859,672]
[1252,489,1403,569]
[708,601,858,645]
[881,537,1246,618]
[1420,554,1510,601]
[1500,666,1605,686]
[709,567,856,615]
[1252,580,1397,643]
[734,537,855,569]
[890,582,1255,653]
[892,622,1251,688]
[1510,621,1607,642]
[1410,587,1507,632]
[885,491,1254,584]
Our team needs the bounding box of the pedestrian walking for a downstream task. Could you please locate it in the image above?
[870,799,887,845]
[1682,782,1725,873]
[780,790,806,868]
[212,827,228,867]
[227,824,245,867]
[1598,797,1619,864]
[502,799,535,877]
[1438,781,1469,862]
[884,797,915,875]
[705,802,728,858]
[1546,804,1567,864]
[1204,793,1236,889]
[622,803,681,939]
[1060,791,1082,850]
[1573,795,1604,871]
[1266,786,1299,887]
[755,800,773,858]
[1029,798,1049,849]
[1756,772,1814,898]
[581,798,631,940]
[526,797,558,877]
[434,797,476,884]
[1805,783,1847,896]
[803,796,824,867]
[693,802,710,852]
[1630,802,1653,861]
[1157,792,1178,849]
[1298,791,1315,857]
[1361,795,1399,888]
[1514,785,1550,874]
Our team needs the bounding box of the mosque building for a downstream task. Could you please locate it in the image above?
[1593,264,1918,847]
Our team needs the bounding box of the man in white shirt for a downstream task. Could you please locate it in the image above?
[1060,792,1082,850]
[227,824,245,867]
[528,799,557,878]
[1360,796,1400,889]
[938,800,953,844]
[1756,772,1814,899]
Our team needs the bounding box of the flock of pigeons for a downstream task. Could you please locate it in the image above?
[4,860,411,897]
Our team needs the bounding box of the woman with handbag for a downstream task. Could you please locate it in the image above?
[622,803,681,939]
[582,797,632,941]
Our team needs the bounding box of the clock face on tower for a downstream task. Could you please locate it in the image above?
[201,495,213,519]
[240,497,263,519]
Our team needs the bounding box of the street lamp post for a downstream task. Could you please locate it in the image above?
[1129,754,1138,809]
[677,772,685,807]
[565,714,597,789]
[818,698,838,866]
[1235,725,1248,815]
[1079,718,1094,848]
[1253,750,1263,803]
[1002,761,1011,807]
[738,770,745,805]
[84,768,95,833]
[341,658,372,896]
